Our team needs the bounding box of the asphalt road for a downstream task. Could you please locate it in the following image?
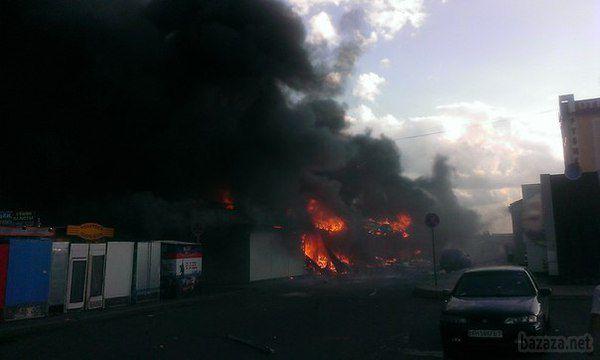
[0,274,595,360]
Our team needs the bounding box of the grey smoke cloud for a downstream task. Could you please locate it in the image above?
[2,0,481,247]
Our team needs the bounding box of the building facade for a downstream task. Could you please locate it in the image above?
[559,94,600,173]
[541,172,600,281]
[520,184,547,273]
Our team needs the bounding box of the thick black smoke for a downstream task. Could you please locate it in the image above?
[1,0,480,246]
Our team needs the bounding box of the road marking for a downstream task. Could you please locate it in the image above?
[399,349,443,358]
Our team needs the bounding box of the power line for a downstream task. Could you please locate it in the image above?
[393,107,556,141]
[394,117,516,141]
[395,130,446,140]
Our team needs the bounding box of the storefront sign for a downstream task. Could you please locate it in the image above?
[0,211,38,227]
[67,223,114,241]
[0,227,55,237]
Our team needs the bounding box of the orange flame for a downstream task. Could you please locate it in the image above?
[220,190,235,210]
[306,199,345,233]
[375,256,401,266]
[301,233,333,270]
[337,254,351,266]
[301,232,350,272]
[367,213,412,238]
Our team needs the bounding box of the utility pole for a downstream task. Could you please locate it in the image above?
[425,213,440,289]
[431,227,437,288]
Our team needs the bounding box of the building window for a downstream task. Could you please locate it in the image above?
[573,148,579,155]
[572,137,577,145]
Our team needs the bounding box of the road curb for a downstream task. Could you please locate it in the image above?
[0,288,244,342]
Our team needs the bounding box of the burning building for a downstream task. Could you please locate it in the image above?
[2,0,481,281]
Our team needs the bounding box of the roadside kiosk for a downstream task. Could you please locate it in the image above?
[48,242,69,313]
[103,241,134,307]
[64,223,113,311]
[0,226,55,321]
[132,241,161,303]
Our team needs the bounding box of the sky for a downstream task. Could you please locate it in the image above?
[286,0,600,232]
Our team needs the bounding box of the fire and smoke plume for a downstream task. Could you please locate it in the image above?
[1,0,480,253]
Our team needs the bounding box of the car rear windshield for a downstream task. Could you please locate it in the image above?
[453,270,536,297]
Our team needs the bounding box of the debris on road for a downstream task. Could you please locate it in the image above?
[226,334,276,355]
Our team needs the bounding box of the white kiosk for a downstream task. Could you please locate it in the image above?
[48,242,70,313]
[133,241,161,303]
[85,243,106,310]
[104,242,134,307]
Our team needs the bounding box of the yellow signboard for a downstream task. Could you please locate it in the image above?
[67,223,114,241]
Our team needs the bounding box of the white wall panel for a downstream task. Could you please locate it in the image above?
[104,242,134,306]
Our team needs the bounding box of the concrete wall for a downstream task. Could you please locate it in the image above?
[249,230,305,282]
[540,174,559,276]
[521,184,547,273]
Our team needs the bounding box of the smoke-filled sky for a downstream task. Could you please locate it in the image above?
[2,0,481,246]
[2,0,597,242]
[287,0,600,232]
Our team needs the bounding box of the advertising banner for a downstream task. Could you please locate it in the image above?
[161,242,202,297]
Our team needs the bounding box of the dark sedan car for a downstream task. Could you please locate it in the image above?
[440,266,552,357]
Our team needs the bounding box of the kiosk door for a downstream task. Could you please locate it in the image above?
[86,243,106,309]
[49,242,69,312]
[65,244,89,311]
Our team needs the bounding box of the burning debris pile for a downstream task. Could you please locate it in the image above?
[365,214,412,238]
[2,0,481,273]
[301,198,417,274]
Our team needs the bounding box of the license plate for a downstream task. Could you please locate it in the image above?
[468,329,503,338]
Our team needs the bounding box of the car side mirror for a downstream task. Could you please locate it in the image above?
[441,289,451,300]
[539,288,552,297]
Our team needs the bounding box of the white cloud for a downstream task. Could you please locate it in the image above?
[366,0,426,40]
[353,72,386,101]
[307,11,339,45]
[288,0,342,16]
[324,71,342,87]
[345,101,564,233]
[346,104,402,136]
[380,58,391,67]
[345,104,376,128]
[287,0,426,42]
